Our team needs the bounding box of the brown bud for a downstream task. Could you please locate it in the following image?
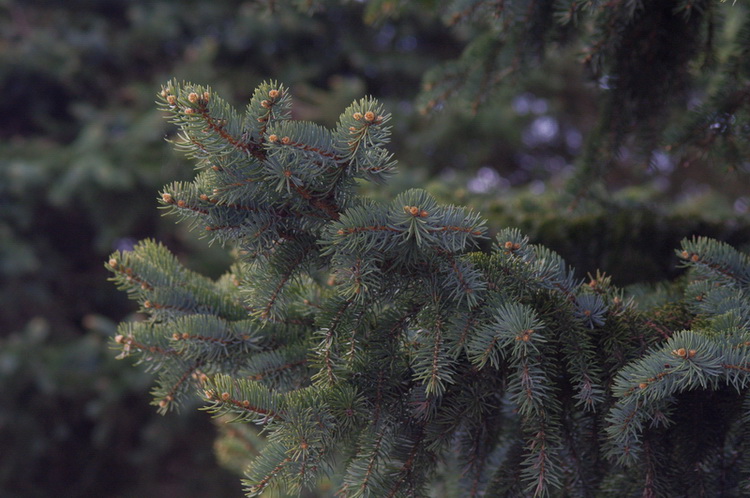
[639,382,648,389]
[517,329,533,342]
[188,92,199,103]
[281,136,291,144]
[353,112,363,121]
[167,95,177,105]
[162,192,174,203]
[221,392,231,401]
[108,258,118,269]
[268,89,280,99]
[268,134,278,142]
[364,111,376,122]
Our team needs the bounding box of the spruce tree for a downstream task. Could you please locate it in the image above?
[108,79,750,497]
[378,0,750,199]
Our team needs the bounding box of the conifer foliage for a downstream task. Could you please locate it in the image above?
[109,82,750,496]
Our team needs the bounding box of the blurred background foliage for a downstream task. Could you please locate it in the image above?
[1,0,748,496]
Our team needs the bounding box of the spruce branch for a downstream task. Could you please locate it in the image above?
[108,80,750,496]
